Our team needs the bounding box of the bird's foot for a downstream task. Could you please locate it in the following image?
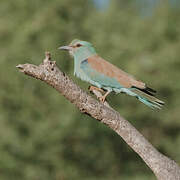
[99,95,106,103]
[89,86,111,104]
[88,86,104,93]
[98,90,111,103]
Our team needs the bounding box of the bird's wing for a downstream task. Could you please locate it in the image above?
[80,58,122,88]
[81,55,146,89]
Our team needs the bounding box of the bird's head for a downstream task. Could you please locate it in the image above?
[59,39,97,59]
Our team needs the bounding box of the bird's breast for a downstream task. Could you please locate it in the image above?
[74,62,90,82]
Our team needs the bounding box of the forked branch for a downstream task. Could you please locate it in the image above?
[16,52,180,180]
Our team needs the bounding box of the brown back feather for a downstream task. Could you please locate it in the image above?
[87,55,145,89]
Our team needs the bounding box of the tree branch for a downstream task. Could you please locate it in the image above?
[16,52,180,180]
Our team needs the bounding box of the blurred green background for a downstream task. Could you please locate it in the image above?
[0,0,180,179]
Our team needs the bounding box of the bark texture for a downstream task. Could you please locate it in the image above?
[16,52,180,180]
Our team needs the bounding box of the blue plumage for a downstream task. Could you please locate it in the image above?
[59,39,164,109]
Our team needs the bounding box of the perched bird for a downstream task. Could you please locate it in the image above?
[59,39,164,109]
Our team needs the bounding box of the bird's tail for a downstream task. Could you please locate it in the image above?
[131,88,165,109]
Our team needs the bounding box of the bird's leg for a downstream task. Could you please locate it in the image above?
[89,86,110,103]
[88,86,104,93]
[99,90,111,103]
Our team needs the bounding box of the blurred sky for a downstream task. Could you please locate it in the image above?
[93,0,180,14]
[93,0,109,9]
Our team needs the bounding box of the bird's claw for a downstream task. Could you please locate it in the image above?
[99,95,106,103]
[88,86,108,103]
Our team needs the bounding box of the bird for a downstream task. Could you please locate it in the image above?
[59,39,164,109]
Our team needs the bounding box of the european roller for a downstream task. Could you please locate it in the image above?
[59,39,164,109]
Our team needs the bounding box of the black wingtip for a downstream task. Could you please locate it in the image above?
[146,87,157,93]
[132,86,157,96]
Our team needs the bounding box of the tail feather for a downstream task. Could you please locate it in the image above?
[137,96,161,109]
[131,88,164,109]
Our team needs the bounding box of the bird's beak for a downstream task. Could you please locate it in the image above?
[58,45,72,51]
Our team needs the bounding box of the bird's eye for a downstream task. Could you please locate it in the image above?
[76,43,82,47]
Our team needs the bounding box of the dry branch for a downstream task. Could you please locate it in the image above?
[16,52,180,180]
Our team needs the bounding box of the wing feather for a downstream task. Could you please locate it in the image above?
[80,59,122,88]
[86,55,145,89]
